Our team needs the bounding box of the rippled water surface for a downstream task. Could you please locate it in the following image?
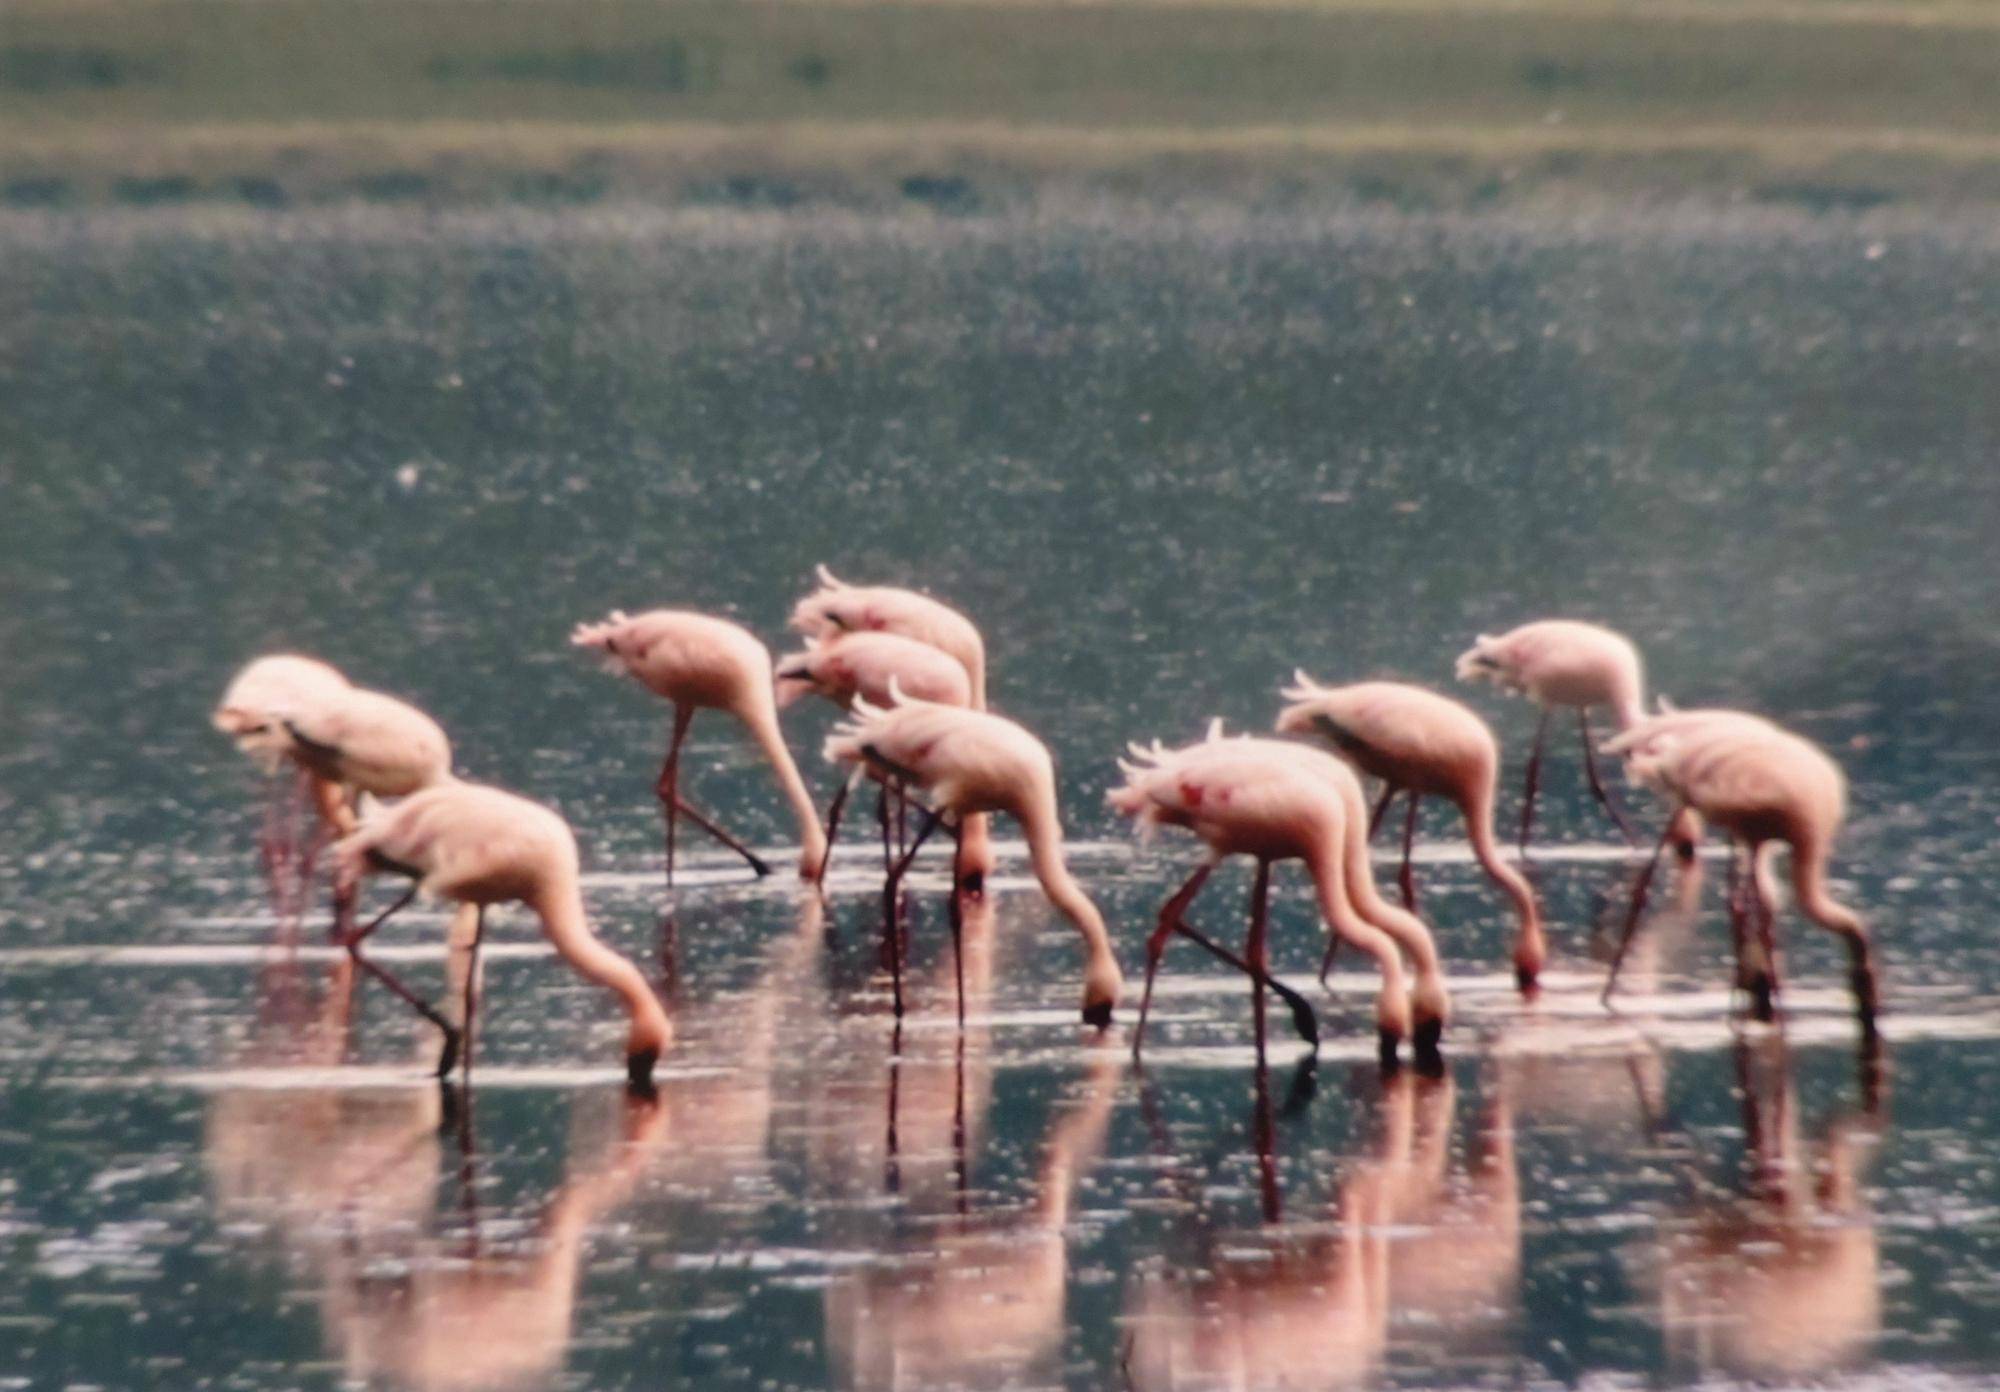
[5,197,2000,1390]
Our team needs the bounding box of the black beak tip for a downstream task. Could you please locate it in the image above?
[1082,1000,1114,1031]
[1377,1028,1402,1072]
[627,1047,660,1096]
[1514,964,1540,995]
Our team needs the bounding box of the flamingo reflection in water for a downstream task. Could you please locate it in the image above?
[822,1041,1123,1390]
[204,966,675,1392]
[1122,1058,1523,1390]
[803,890,1001,1208]
[1651,1033,1884,1382]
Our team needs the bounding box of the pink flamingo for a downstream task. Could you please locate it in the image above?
[1111,726,1451,1067]
[776,630,973,876]
[214,653,355,913]
[1455,619,1648,853]
[214,657,454,933]
[571,609,828,885]
[333,781,673,1088]
[791,567,994,893]
[1603,717,1878,1032]
[821,685,1123,1026]
[1276,674,1546,990]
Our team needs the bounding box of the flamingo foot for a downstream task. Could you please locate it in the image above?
[1082,1000,1113,1030]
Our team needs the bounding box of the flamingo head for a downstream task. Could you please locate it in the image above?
[569,611,636,675]
[772,640,819,710]
[1454,633,1507,687]
[789,564,872,637]
[1600,723,1679,792]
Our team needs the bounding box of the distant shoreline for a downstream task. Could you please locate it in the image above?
[9,0,2000,208]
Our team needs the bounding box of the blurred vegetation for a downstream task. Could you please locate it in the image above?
[6,0,2000,206]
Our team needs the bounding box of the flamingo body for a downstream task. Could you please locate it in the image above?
[213,654,353,767]
[279,688,453,800]
[823,691,1121,1024]
[789,566,987,708]
[1456,620,1644,726]
[572,607,826,880]
[336,781,672,1080]
[1111,730,1449,1052]
[1278,676,1545,986]
[775,630,972,711]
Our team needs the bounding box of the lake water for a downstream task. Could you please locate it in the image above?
[4,195,2000,1390]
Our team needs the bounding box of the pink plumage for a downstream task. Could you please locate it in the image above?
[1111,725,1449,1058]
[336,781,672,1083]
[1277,675,1544,988]
[572,607,827,882]
[824,686,1121,1024]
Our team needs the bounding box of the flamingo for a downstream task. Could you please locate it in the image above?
[1110,726,1451,1067]
[571,608,827,884]
[821,685,1123,1027]
[1276,675,1546,989]
[775,630,973,877]
[332,780,673,1088]
[791,566,993,893]
[1602,716,1878,1031]
[214,657,455,933]
[1454,619,1651,854]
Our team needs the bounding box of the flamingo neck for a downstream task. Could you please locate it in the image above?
[1787,834,1864,935]
[1017,787,1115,975]
[1459,786,1542,946]
[743,691,829,870]
[533,876,671,1058]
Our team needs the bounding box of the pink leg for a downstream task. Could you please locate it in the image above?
[655,705,694,888]
[460,906,484,1085]
[1601,811,1681,1004]
[880,804,942,1018]
[820,777,853,884]
[949,826,966,1028]
[1579,709,1640,846]
[1398,791,1420,912]
[1518,708,1551,857]
[1368,782,1396,842]
[1133,862,1214,1058]
[342,884,462,1077]
[1248,859,1273,1066]
[671,794,773,877]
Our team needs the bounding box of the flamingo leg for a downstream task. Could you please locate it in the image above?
[1368,782,1396,842]
[1248,859,1273,1066]
[1134,862,1214,1058]
[1578,709,1641,846]
[1136,864,1321,1059]
[655,705,694,888]
[1518,707,1551,857]
[1602,810,1681,1004]
[340,884,462,1077]
[460,906,484,1085]
[1398,792,1420,911]
[949,824,966,1028]
[670,793,775,878]
[881,802,943,1018]
[1252,1051,1281,1223]
[876,780,894,875]
[820,772,855,884]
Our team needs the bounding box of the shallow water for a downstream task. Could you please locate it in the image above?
[4,197,2000,1389]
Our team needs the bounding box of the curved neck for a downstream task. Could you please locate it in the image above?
[1788,834,1862,934]
[1335,818,1441,979]
[1016,783,1113,970]
[742,689,828,864]
[1459,785,1541,939]
[533,875,671,1055]
[1609,672,1645,733]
